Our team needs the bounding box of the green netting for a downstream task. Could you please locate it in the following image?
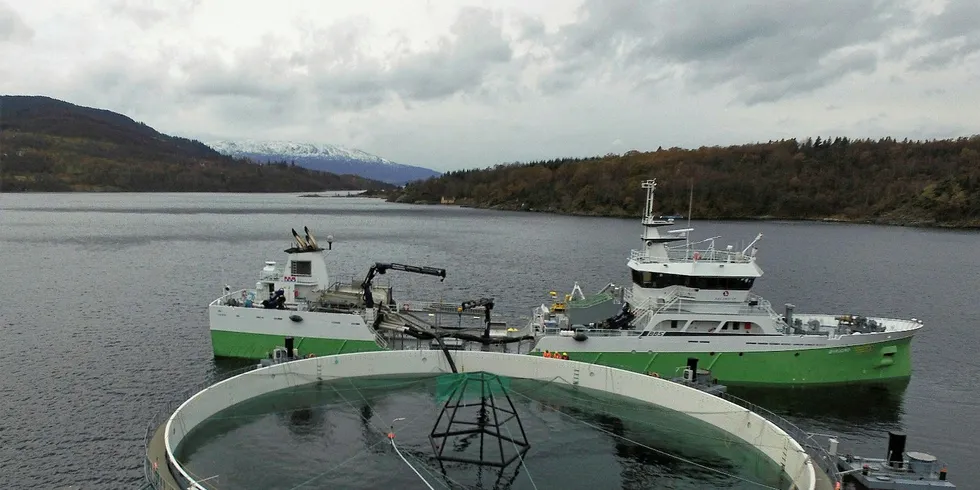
[435,372,512,403]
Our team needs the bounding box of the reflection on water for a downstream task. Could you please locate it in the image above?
[730,378,909,425]
[6,193,977,487]
[177,375,790,490]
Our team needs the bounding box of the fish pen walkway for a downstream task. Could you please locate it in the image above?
[144,350,839,490]
[145,422,182,489]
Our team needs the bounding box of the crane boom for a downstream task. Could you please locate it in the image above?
[361,262,447,308]
[459,297,495,339]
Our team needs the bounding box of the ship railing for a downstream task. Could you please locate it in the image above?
[210,289,252,306]
[143,363,261,489]
[539,326,645,338]
[259,269,281,280]
[633,295,783,319]
[400,300,477,313]
[323,281,349,292]
[363,308,376,328]
[744,294,788,332]
[363,308,392,352]
[374,331,389,349]
[629,248,754,264]
[718,392,843,486]
[830,439,951,480]
[529,308,567,333]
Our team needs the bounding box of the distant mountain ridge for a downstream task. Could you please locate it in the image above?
[0,95,395,192]
[207,139,441,185]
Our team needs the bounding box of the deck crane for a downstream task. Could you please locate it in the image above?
[361,262,447,308]
[458,297,495,339]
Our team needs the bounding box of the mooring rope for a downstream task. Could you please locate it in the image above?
[508,380,804,453]
[286,377,456,489]
[506,388,782,490]
[390,437,437,490]
[503,424,539,490]
[187,372,788,490]
[285,437,391,490]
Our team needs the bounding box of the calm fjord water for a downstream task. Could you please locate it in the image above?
[1,193,978,488]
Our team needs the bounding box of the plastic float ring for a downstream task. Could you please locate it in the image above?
[723,290,730,297]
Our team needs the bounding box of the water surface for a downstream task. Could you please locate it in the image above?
[1,192,977,487]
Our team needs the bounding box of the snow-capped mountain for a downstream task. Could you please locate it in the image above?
[206,139,441,185]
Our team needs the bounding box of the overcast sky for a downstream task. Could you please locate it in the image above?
[2,0,977,171]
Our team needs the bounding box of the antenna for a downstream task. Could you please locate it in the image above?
[741,233,764,256]
[686,179,693,229]
[686,179,693,252]
[641,179,657,220]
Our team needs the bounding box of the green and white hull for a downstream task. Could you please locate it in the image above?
[530,319,918,387]
[209,301,383,359]
[521,178,925,387]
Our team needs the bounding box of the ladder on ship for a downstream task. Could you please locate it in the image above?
[363,308,389,349]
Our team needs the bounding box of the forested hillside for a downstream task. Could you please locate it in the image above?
[391,136,980,227]
[0,96,395,192]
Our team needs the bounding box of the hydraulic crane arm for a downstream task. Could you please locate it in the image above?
[459,297,495,338]
[459,297,495,323]
[361,262,447,308]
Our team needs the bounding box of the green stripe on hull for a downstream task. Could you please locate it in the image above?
[211,330,383,360]
[537,336,913,387]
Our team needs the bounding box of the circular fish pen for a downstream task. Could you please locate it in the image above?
[150,352,825,490]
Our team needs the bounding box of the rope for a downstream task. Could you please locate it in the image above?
[519,377,745,415]
[507,389,782,490]
[508,378,810,454]
[398,446,469,489]
[391,437,436,490]
[508,385,798,453]
[503,424,538,490]
[177,372,788,489]
[286,437,391,489]
[286,376,453,489]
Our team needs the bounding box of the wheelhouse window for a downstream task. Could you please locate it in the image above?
[291,260,312,276]
[631,270,755,290]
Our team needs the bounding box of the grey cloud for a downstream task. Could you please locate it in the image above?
[920,0,979,41]
[907,0,980,71]
[387,7,513,101]
[741,49,878,105]
[0,2,33,43]
[109,0,201,30]
[175,7,517,119]
[537,0,912,103]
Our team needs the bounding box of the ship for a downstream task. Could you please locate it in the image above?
[208,227,533,360]
[526,179,922,386]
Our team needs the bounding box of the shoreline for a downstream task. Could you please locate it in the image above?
[389,200,980,231]
[0,189,388,194]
